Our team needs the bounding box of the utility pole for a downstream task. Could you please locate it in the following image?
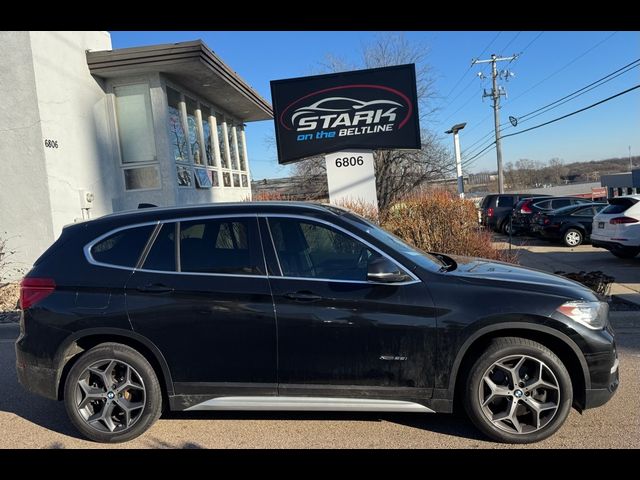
[629,145,633,170]
[473,53,518,193]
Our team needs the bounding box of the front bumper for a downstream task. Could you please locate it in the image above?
[15,340,58,400]
[584,355,619,409]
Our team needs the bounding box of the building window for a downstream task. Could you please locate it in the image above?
[200,105,215,167]
[177,165,193,187]
[194,168,212,189]
[114,84,156,165]
[228,123,240,170]
[124,166,161,191]
[185,96,202,165]
[222,171,231,187]
[166,87,188,164]
[232,173,240,187]
[217,114,229,169]
[114,84,160,191]
[237,125,247,171]
[241,174,248,188]
[209,170,220,187]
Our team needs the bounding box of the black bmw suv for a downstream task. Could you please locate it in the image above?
[16,202,618,443]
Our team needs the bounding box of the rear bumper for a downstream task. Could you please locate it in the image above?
[15,339,58,400]
[591,238,633,251]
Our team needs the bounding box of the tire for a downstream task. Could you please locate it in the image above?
[63,343,162,443]
[502,220,514,235]
[563,228,583,247]
[611,247,640,259]
[463,337,573,444]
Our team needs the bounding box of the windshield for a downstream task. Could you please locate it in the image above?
[338,210,445,272]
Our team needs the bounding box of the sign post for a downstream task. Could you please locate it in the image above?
[324,150,378,209]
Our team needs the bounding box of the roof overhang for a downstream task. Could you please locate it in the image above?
[87,40,272,122]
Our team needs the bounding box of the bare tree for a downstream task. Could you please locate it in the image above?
[292,33,453,211]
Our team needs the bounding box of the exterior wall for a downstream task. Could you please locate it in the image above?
[0,31,258,281]
[28,31,114,237]
[0,32,55,280]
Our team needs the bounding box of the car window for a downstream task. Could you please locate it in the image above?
[268,217,377,281]
[179,218,261,275]
[496,196,514,208]
[602,198,638,214]
[91,225,155,268]
[571,207,594,216]
[551,199,572,209]
[142,223,176,272]
[534,200,551,210]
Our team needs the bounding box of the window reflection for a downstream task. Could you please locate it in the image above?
[166,87,187,163]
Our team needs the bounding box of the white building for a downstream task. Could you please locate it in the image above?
[0,31,272,280]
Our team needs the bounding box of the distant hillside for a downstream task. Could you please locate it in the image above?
[563,156,638,182]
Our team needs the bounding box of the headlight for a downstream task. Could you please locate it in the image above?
[556,300,608,329]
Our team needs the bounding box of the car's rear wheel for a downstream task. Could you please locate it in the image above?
[63,343,162,443]
[611,247,640,259]
[563,228,584,247]
[463,337,572,444]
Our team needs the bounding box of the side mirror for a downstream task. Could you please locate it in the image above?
[367,255,411,283]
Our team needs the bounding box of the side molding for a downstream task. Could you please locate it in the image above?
[185,396,435,413]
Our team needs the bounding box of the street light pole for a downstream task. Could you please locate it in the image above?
[446,123,467,198]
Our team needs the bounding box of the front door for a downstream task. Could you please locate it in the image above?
[261,216,437,400]
[125,215,277,398]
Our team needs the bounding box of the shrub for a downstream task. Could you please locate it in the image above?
[337,191,517,263]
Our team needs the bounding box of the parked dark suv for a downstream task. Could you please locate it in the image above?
[16,202,618,444]
[479,194,549,234]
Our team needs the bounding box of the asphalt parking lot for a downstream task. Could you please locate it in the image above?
[1,319,638,449]
[493,233,640,306]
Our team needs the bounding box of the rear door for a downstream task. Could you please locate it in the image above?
[125,215,277,398]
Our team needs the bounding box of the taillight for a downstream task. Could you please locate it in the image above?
[520,200,533,214]
[543,218,550,225]
[19,277,56,310]
[610,216,638,224]
[487,207,494,217]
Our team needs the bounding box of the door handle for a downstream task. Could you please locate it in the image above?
[136,283,174,294]
[284,291,322,302]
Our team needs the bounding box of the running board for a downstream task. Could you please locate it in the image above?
[185,396,435,413]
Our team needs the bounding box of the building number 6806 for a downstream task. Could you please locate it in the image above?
[335,156,364,168]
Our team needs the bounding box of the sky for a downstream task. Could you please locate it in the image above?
[110,31,640,181]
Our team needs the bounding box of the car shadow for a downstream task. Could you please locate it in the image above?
[0,331,86,441]
[161,410,486,441]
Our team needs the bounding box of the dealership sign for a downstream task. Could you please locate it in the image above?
[271,64,421,164]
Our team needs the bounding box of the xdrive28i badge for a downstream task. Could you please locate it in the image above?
[271,64,421,164]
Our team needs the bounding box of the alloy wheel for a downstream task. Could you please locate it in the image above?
[565,231,582,246]
[478,354,560,435]
[74,359,146,433]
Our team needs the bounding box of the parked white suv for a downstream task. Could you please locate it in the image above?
[591,195,640,258]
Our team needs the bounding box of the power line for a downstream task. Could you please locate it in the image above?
[443,31,503,100]
[502,84,640,139]
[519,31,545,56]
[462,83,640,167]
[500,31,522,54]
[516,58,640,123]
[508,31,619,105]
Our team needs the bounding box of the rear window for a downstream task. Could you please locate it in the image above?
[534,200,552,210]
[481,195,496,208]
[91,225,155,267]
[602,198,638,214]
[497,196,515,208]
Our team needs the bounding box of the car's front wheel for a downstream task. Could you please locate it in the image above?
[63,342,162,443]
[464,337,572,443]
